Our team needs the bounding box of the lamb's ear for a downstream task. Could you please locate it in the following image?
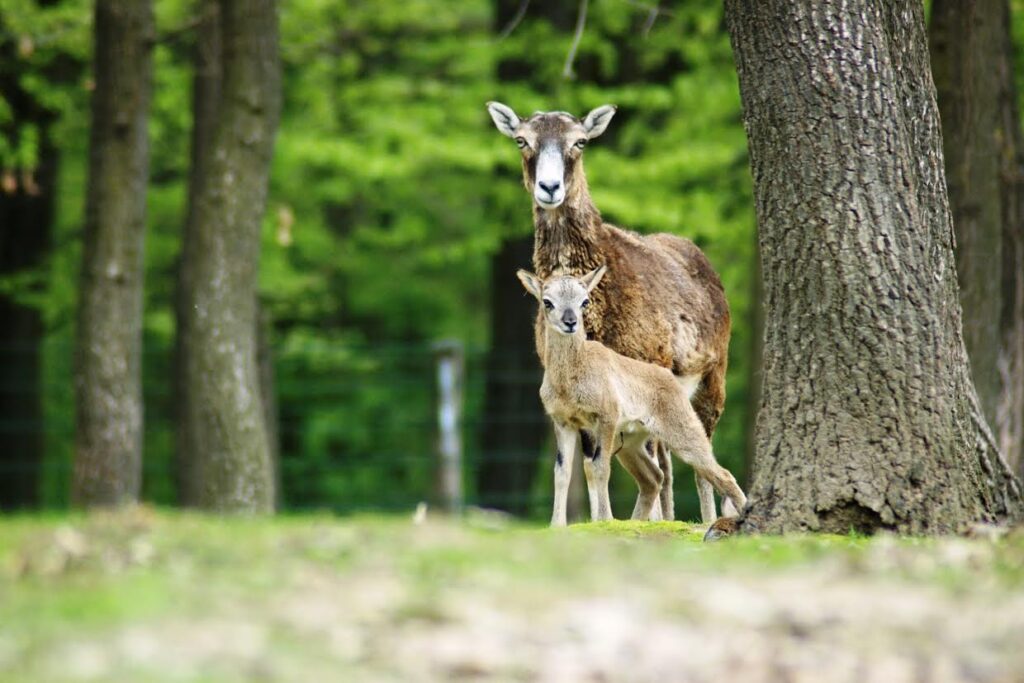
[582,105,617,139]
[516,269,542,299]
[486,101,521,138]
[580,265,607,292]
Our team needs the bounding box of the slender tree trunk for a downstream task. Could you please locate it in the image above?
[725,0,1022,533]
[176,0,221,505]
[994,1,1024,478]
[73,0,153,506]
[256,301,280,507]
[931,0,1024,478]
[179,0,280,511]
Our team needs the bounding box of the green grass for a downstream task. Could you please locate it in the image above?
[1,508,1022,682]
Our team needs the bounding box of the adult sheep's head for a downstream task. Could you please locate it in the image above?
[486,102,616,210]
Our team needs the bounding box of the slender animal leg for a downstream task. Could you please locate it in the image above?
[696,471,716,523]
[662,407,748,516]
[679,439,747,515]
[688,369,726,523]
[550,421,578,527]
[580,429,601,520]
[655,441,673,521]
[616,436,663,520]
[583,421,616,521]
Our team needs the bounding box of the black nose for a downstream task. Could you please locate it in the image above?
[539,180,561,196]
[561,309,577,331]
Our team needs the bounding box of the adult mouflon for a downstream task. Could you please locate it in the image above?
[487,101,732,522]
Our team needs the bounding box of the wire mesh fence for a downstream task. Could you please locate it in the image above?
[0,337,718,520]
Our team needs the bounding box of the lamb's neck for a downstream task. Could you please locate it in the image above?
[543,329,589,385]
[532,190,604,277]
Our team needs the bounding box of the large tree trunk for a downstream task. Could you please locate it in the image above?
[179,0,280,511]
[176,0,221,505]
[930,0,1024,476]
[73,0,153,506]
[725,0,1022,533]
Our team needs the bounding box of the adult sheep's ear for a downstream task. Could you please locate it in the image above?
[580,265,607,292]
[516,269,542,299]
[582,104,617,139]
[486,101,521,137]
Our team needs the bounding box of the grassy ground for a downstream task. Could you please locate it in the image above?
[1,508,1023,682]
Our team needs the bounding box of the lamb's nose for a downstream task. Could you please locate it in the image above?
[539,180,561,196]
[561,310,577,331]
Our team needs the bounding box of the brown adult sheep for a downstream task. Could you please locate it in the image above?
[487,102,733,523]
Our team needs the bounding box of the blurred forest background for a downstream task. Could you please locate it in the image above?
[1,0,1017,519]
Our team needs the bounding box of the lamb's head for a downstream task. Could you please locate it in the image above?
[486,102,616,210]
[517,265,607,335]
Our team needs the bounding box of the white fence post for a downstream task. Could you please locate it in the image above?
[433,339,464,513]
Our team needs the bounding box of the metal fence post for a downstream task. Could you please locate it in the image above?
[432,339,464,513]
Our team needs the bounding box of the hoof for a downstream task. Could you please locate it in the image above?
[703,516,739,542]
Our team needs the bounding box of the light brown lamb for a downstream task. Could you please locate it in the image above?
[517,267,746,526]
[487,101,732,522]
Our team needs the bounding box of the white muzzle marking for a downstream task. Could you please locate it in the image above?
[534,144,566,209]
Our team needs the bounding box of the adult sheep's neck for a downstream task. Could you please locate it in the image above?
[532,188,604,278]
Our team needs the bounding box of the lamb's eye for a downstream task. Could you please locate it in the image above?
[581,299,590,308]
[574,139,587,149]
[543,299,554,310]
[515,137,528,149]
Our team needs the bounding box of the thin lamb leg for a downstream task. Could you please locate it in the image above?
[583,421,616,521]
[654,441,673,521]
[550,421,578,527]
[616,438,663,520]
[696,472,716,523]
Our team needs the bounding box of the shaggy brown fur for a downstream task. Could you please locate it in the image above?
[489,104,732,522]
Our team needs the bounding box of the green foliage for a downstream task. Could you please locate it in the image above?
[7,0,756,516]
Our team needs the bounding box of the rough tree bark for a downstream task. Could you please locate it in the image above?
[930,0,1024,476]
[176,0,221,505]
[742,236,763,489]
[73,0,153,506]
[179,0,280,511]
[725,0,1022,533]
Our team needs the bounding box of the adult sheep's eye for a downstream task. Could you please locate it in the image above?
[515,137,528,149]
[543,299,554,310]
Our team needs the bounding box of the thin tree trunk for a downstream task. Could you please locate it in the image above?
[930,0,1005,455]
[931,0,1024,478]
[176,0,221,505]
[179,0,280,511]
[257,301,280,507]
[994,0,1024,477]
[726,0,1022,533]
[73,0,153,506]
